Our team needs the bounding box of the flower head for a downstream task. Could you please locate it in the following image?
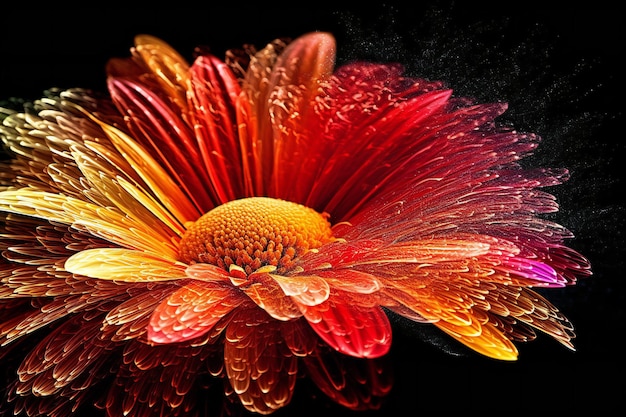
[0,32,591,416]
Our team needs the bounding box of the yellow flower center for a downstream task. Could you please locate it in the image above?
[179,197,334,275]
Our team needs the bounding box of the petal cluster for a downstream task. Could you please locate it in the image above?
[0,32,590,416]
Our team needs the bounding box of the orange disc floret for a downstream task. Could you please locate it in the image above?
[179,197,335,274]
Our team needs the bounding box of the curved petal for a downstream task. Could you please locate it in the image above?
[97,123,201,223]
[300,300,391,358]
[0,189,179,257]
[300,237,492,269]
[105,339,223,416]
[224,308,297,414]
[305,235,566,287]
[383,275,575,360]
[313,269,382,294]
[435,319,518,361]
[188,55,243,203]
[496,257,564,287]
[101,284,177,342]
[73,151,186,237]
[266,32,336,198]
[236,37,285,195]
[303,345,393,411]
[132,34,191,112]
[65,248,187,282]
[279,319,318,357]
[270,273,330,306]
[107,78,213,212]
[147,281,244,344]
[237,32,336,196]
[312,87,453,217]
[15,313,114,397]
[184,263,232,283]
[242,272,302,321]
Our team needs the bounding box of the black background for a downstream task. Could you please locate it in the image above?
[1,2,624,414]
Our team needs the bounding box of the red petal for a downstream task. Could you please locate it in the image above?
[303,344,393,411]
[279,319,318,356]
[300,300,391,358]
[313,88,452,218]
[238,32,336,196]
[148,281,243,344]
[188,55,244,203]
[107,77,214,212]
[266,32,336,198]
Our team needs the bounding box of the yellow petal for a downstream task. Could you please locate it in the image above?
[99,123,201,223]
[0,189,178,257]
[65,248,186,282]
[82,139,187,235]
[436,319,519,361]
[66,102,201,223]
[73,151,185,237]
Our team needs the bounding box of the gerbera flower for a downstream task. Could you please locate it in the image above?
[0,32,591,416]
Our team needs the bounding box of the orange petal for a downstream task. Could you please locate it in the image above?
[270,273,330,306]
[184,263,231,282]
[224,308,297,414]
[132,34,190,112]
[148,281,243,344]
[242,273,302,321]
[72,150,186,238]
[105,80,214,213]
[313,269,382,294]
[99,123,202,222]
[435,319,519,361]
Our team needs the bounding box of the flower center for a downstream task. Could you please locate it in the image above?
[179,197,334,275]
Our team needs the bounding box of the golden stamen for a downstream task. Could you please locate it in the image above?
[179,197,334,275]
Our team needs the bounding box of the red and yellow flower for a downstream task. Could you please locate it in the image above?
[0,32,591,416]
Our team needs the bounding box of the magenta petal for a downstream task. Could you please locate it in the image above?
[498,257,566,287]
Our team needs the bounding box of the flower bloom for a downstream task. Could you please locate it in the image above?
[0,32,591,416]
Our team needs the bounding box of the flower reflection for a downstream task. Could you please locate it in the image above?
[0,32,590,416]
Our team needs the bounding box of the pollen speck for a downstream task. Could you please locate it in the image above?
[179,197,334,274]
